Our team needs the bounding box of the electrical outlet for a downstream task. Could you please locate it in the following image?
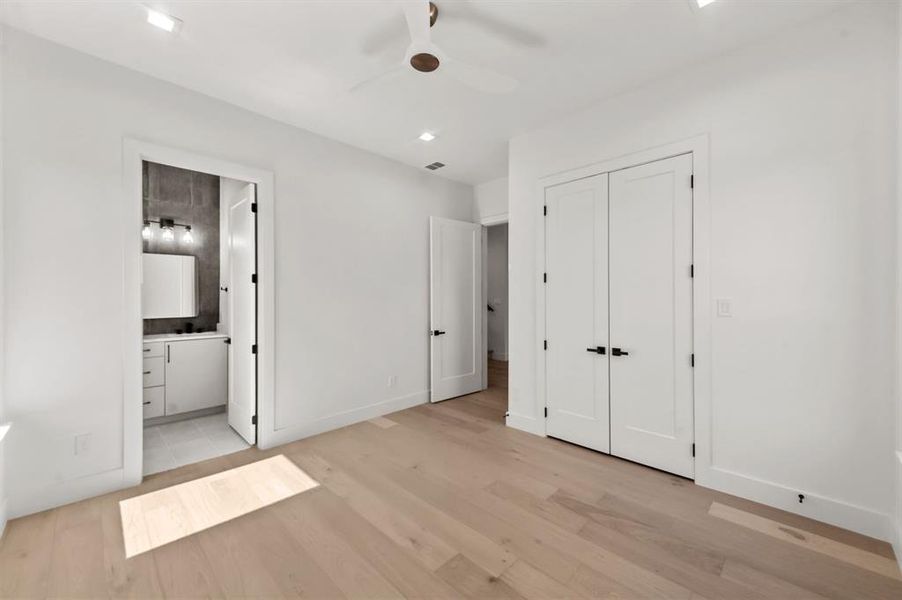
[74,433,91,456]
[716,298,733,318]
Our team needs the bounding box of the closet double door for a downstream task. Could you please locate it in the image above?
[545,154,695,478]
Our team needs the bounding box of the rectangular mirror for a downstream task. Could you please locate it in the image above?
[142,253,197,318]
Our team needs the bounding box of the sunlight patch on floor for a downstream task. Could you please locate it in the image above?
[119,454,319,557]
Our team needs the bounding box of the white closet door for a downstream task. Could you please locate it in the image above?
[545,174,610,453]
[430,217,484,402]
[609,154,694,478]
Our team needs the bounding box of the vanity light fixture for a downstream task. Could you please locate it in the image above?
[143,217,193,243]
[142,220,154,241]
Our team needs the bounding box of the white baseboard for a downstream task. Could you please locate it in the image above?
[260,390,429,450]
[10,468,126,520]
[698,465,894,542]
[506,412,544,436]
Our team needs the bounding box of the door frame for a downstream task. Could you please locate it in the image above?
[533,134,712,484]
[122,139,275,486]
[481,215,510,392]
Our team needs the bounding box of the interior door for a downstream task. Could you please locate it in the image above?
[430,217,484,402]
[545,174,610,453]
[228,183,257,444]
[609,154,694,478]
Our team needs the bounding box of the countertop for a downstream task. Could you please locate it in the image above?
[144,331,228,343]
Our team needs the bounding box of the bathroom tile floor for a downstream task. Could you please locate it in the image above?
[143,411,251,475]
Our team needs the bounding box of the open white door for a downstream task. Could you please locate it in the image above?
[609,154,694,478]
[228,183,257,444]
[430,217,484,402]
[545,174,611,453]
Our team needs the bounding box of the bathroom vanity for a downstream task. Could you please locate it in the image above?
[142,332,228,419]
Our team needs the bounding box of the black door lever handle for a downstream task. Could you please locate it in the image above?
[611,347,629,356]
[432,330,446,336]
[586,346,606,355]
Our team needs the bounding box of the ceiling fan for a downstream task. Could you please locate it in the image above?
[351,1,519,95]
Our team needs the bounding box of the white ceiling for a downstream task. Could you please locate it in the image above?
[1,0,851,184]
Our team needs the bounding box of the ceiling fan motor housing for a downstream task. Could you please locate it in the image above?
[410,52,440,72]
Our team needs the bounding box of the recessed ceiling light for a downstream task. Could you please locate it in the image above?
[696,0,717,7]
[147,8,181,32]
[418,132,436,142]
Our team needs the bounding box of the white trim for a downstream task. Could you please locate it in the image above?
[705,465,894,542]
[529,135,711,458]
[122,139,277,481]
[505,412,544,436]
[480,213,509,226]
[481,226,489,391]
[266,390,428,448]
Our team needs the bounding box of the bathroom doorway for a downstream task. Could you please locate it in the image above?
[139,163,257,475]
[122,140,275,485]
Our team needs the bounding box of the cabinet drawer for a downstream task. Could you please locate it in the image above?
[143,341,164,358]
[143,386,164,419]
[142,356,164,388]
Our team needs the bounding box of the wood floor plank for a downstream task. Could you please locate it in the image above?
[293,452,459,571]
[709,501,902,581]
[435,554,523,599]
[0,509,57,598]
[269,487,405,599]
[1,365,899,600]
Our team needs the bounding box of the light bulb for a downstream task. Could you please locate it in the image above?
[162,227,174,242]
[182,226,194,244]
[142,221,153,241]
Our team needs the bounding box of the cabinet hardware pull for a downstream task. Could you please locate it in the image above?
[143,370,151,375]
[143,401,151,405]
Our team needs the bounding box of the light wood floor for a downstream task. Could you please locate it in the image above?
[2,359,900,599]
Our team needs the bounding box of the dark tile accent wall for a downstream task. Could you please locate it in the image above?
[143,161,220,335]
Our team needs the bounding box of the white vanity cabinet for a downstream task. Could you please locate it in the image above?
[142,333,228,419]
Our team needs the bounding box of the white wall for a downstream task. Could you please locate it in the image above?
[509,3,898,539]
[1,28,473,517]
[474,177,509,223]
[486,224,508,361]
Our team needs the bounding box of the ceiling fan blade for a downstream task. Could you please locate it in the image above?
[442,59,518,94]
[348,64,406,94]
[400,1,432,48]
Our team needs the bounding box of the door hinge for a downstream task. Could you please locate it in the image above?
[251,273,257,284]
[692,443,696,457]
[690,175,695,189]
[224,337,231,344]
[543,205,547,216]
[690,264,694,278]
[691,353,695,367]
[543,340,548,350]
[544,407,548,418]
[252,344,258,354]
[251,202,258,213]
[543,272,547,283]
[251,415,257,425]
